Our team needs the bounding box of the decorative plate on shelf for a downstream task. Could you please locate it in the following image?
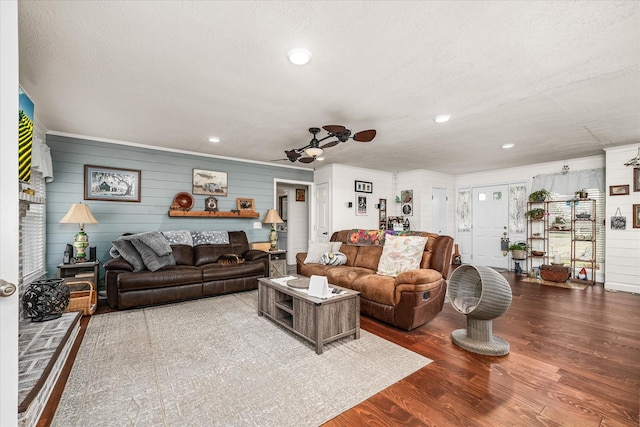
[173,192,194,211]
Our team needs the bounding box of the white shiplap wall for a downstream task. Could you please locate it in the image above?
[604,145,640,293]
[316,164,394,233]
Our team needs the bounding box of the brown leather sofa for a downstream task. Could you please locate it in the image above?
[105,231,269,309]
[297,230,454,331]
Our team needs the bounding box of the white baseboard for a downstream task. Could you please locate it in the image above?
[604,281,640,294]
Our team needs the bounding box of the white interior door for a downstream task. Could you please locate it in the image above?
[1,3,20,424]
[432,187,448,235]
[315,182,329,242]
[472,185,509,268]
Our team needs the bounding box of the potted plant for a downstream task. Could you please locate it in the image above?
[525,208,546,220]
[575,188,588,199]
[528,189,550,202]
[509,243,528,260]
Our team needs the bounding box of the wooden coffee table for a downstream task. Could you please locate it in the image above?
[258,275,360,354]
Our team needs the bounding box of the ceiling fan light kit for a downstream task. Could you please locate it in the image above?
[276,125,377,164]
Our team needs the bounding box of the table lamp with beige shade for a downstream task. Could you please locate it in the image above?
[262,209,284,250]
[59,202,98,262]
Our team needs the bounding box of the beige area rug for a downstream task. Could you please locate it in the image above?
[522,277,589,290]
[52,291,431,427]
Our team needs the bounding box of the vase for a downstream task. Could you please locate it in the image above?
[23,278,70,322]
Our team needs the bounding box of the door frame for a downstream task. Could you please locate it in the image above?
[1,2,20,425]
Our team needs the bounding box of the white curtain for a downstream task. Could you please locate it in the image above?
[531,168,604,194]
[31,136,54,182]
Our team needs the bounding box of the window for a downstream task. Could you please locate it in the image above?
[21,171,46,284]
[549,188,605,267]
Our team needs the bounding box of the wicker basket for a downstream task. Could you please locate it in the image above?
[64,280,97,316]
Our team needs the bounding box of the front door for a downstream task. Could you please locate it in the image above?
[472,185,509,269]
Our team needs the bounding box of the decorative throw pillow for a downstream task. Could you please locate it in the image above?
[191,230,230,246]
[319,252,347,266]
[162,230,193,246]
[376,235,428,277]
[304,241,333,264]
[130,240,176,272]
[111,239,145,272]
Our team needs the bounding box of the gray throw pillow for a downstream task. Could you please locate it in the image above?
[131,240,176,272]
[111,239,145,272]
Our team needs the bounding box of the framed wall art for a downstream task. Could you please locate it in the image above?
[634,168,640,192]
[401,189,413,216]
[84,165,141,202]
[378,198,387,229]
[609,185,629,196]
[237,198,255,211]
[193,169,228,196]
[356,195,367,215]
[355,180,373,193]
[296,188,306,202]
[634,204,640,229]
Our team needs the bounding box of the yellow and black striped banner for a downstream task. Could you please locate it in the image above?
[18,109,33,183]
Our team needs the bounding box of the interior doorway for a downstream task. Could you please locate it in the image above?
[275,180,312,265]
[472,185,509,269]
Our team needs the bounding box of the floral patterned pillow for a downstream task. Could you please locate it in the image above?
[376,235,428,277]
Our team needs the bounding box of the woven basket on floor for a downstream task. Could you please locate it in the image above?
[64,280,97,316]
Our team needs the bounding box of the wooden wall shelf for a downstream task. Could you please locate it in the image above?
[168,210,260,218]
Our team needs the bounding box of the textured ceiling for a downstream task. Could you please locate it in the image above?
[18,1,640,174]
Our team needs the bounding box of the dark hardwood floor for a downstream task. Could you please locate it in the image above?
[38,273,640,426]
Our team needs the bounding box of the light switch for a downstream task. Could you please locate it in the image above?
[253,221,263,229]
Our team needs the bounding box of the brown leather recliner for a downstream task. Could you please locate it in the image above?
[297,230,454,331]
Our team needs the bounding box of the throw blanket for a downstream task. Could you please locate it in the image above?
[111,232,175,272]
[347,229,424,246]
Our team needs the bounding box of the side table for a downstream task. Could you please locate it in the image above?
[57,260,100,287]
[268,250,287,278]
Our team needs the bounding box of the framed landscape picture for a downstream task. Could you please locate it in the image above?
[635,168,640,192]
[609,185,629,196]
[193,169,228,196]
[84,165,141,202]
[634,204,640,229]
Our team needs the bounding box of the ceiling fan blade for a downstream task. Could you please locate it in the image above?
[320,140,339,149]
[284,149,301,159]
[298,157,316,163]
[353,129,376,142]
[322,125,347,134]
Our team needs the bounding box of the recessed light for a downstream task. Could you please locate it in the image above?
[434,114,451,123]
[501,143,515,149]
[287,48,312,65]
[208,136,220,143]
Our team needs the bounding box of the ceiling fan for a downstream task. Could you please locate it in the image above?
[274,125,376,164]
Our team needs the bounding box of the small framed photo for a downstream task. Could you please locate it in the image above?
[609,185,630,196]
[634,204,640,228]
[237,198,255,211]
[634,168,640,192]
[84,165,141,202]
[296,188,306,202]
[193,169,228,196]
[356,195,367,215]
[354,180,373,193]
